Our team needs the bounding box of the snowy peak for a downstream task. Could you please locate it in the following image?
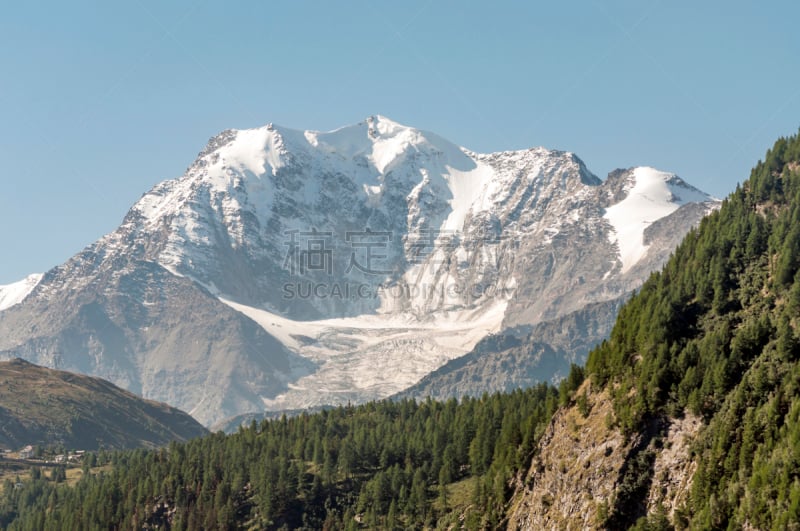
[119,120,719,321]
[304,114,474,175]
[625,166,713,205]
[619,167,714,204]
[0,274,42,312]
[126,117,586,310]
[604,167,716,273]
[132,115,470,222]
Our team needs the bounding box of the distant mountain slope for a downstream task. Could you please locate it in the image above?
[0,358,208,450]
[395,296,626,402]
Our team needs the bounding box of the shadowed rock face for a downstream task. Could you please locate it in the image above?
[0,117,718,426]
[394,297,627,402]
[0,358,209,450]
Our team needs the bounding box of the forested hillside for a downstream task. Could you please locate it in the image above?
[0,384,571,529]
[586,131,800,528]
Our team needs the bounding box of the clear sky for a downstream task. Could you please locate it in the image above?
[1,1,799,284]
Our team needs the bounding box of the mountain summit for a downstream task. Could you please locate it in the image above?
[0,117,718,425]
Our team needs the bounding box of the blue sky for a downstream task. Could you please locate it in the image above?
[1,1,799,283]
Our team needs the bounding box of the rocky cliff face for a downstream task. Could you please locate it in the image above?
[507,382,701,530]
[0,116,718,425]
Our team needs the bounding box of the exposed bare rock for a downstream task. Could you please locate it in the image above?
[507,382,701,530]
[508,383,625,530]
[647,414,702,521]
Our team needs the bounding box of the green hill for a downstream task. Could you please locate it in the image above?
[0,358,208,451]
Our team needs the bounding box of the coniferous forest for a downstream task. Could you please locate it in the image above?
[4,131,800,529]
[0,383,568,530]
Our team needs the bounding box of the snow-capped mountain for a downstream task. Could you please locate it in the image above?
[0,116,719,426]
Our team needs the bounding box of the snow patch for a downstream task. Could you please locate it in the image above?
[604,167,712,273]
[0,274,42,311]
[441,161,495,231]
[217,128,272,176]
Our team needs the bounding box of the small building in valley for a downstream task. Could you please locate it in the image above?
[19,445,34,459]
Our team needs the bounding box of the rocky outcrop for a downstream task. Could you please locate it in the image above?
[646,414,701,523]
[507,382,702,530]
